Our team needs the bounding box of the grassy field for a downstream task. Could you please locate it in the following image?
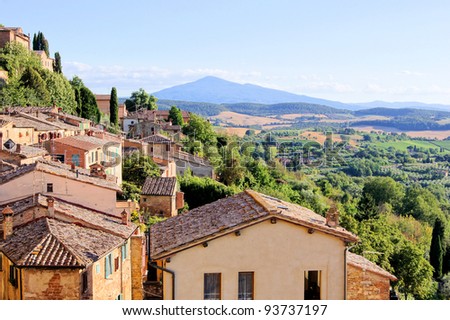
[371,140,441,152]
[430,140,450,150]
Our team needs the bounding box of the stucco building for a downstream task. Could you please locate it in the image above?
[149,190,396,300]
[45,134,122,185]
[0,160,121,215]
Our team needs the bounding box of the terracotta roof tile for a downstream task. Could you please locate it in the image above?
[0,217,125,267]
[142,177,177,196]
[347,252,397,281]
[150,190,358,258]
[141,134,173,144]
[53,135,110,151]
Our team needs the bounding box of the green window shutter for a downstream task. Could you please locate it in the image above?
[105,254,112,278]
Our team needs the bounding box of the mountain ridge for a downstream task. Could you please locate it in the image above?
[151,76,450,112]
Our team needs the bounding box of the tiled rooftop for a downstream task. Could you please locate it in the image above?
[0,114,59,131]
[150,190,358,258]
[142,177,177,196]
[0,217,125,267]
[141,134,173,144]
[7,144,49,158]
[53,135,112,150]
[0,159,121,191]
[347,252,397,281]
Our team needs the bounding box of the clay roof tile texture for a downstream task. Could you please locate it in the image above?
[150,190,358,258]
[347,252,397,281]
[142,177,177,196]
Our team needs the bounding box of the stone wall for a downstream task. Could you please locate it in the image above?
[347,264,391,300]
[23,269,80,300]
[131,235,145,300]
[140,195,175,218]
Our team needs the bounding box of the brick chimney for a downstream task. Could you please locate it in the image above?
[2,206,14,240]
[325,206,339,228]
[121,209,130,226]
[47,197,55,218]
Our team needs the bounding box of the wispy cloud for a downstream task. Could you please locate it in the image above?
[64,61,265,96]
[397,70,425,76]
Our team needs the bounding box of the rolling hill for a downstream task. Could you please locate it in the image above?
[152,76,355,109]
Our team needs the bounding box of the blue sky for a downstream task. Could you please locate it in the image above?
[2,0,450,104]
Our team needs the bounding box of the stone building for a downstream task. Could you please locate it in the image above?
[140,177,184,218]
[149,190,396,300]
[0,27,30,49]
[346,252,397,300]
[0,194,145,300]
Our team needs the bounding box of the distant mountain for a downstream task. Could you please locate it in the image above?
[152,76,355,110]
[352,101,450,112]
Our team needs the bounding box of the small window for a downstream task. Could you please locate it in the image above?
[82,271,88,293]
[0,254,3,271]
[9,265,18,288]
[105,254,112,278]
[114,257,120,272]
[95,264,100,274]
[116,293,123,300]
[238,272,254,300]
[46,183,53,193]
[143,198,147,202]
[304,270,321,300]
[204,273,221,300]
[166,144,170,152]
[122,242,128,261]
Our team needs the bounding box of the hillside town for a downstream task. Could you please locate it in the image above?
[0,24,447,301]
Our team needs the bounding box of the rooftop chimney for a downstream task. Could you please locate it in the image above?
[325,206,339,228]
[15,143,21,154]
[47,197,55,218]
[2,206,14,240]
[121,209,129,226]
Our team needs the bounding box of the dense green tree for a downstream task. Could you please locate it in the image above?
[179,172,236,209]
[20,66,50,104]
[430,218,446,279]
[391,241,436,299]
[79,86,100,122]
[32,31,50,57]
[168,105,184,125]
[109,87,118,127]
[124,88,157,111]
[0,42,75,110]
[122,153,160,186]
[53,52,62,73]
[401,185,444,225]
[357,177,404,220]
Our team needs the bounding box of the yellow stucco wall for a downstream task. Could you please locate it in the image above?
[91,243,132,300]
[161,218,346,300]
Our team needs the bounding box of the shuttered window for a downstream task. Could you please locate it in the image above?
[105,254,112,278]
[204,273,221,300]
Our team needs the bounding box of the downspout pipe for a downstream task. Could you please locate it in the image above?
[344,243,359,300]
[147,230,176,300]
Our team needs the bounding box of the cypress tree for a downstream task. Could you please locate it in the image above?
[53,52,62,73]
[109,87,118,127]
[430,218,445,279]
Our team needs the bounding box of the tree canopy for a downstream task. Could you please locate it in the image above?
[124,88,157,112]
